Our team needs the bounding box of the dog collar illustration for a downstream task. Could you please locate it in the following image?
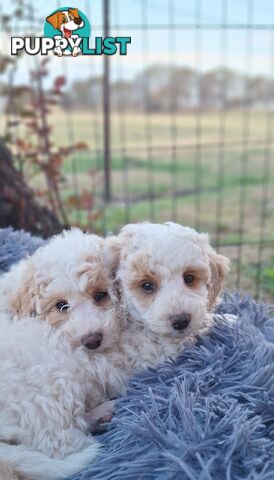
[46,8,84,56]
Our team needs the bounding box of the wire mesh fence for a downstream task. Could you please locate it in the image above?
[1,0,274,301]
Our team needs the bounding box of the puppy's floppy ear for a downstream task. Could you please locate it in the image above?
[46,11,61,29]
[106,224,146,279]
[119,223,142,238]
[105,236,123,278]
[68,8,80,18]
[10,260,38,317]
[207,246,230,310]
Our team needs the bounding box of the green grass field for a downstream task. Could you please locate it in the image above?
[10,109,274,301]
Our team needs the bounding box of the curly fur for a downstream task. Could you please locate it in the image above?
[0,229,126,480]
[0,223,231,480]
[105,222,230,373]
[0,315,101,480]
[0,229,122,352]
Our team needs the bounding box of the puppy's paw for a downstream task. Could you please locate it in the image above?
[85,400,116,433]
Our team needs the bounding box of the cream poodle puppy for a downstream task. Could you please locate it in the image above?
[0,229,125,480]
[0,229,114,334]
[106,221,231,370]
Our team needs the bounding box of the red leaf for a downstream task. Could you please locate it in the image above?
[73,142,88,150]
[54,76,66,90]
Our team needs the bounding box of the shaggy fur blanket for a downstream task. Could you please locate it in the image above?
[71,294,274,480]
[0,227,44,274]
[0,228,274,479]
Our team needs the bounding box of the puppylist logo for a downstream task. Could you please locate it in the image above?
[11,6,131,57]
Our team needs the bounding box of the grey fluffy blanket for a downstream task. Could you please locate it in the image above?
[0,227,44,273]
[1,228,274,480]
[71,294,274,480]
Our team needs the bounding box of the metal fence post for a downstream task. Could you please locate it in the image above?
[103,0,111,202]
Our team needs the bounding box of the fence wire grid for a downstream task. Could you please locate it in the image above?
[1,0,274,301]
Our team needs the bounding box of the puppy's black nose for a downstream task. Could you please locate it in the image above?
[82,332,103,350]
[74,17,83,25]
[170,313,191,331]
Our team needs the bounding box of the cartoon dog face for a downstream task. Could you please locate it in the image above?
[46,8,84,38]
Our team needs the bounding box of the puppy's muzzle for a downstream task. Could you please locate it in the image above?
[74,17,83,25]
[170,313,191,331]
[82,332,103,350]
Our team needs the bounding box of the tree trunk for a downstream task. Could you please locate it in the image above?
[0,142,65,237]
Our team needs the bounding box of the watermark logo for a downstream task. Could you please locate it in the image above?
[45,7,90,56]
[11,6,131,57]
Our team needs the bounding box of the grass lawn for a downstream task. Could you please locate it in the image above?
[6,109,274,301]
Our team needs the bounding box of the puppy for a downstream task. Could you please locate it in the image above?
[0,228,115,348]
[106,222,230,371]
[0,229,125,479]
[0,227,126,401]
[46,8,84,56]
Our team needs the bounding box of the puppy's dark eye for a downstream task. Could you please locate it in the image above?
[56,301,70,312]
[94,291,108,303]
[141,282,155,293]
[184,274,195,285]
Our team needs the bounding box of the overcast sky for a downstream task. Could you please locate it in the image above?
[1,0,274,86]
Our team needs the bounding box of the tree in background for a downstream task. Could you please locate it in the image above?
[0,1,98,236]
